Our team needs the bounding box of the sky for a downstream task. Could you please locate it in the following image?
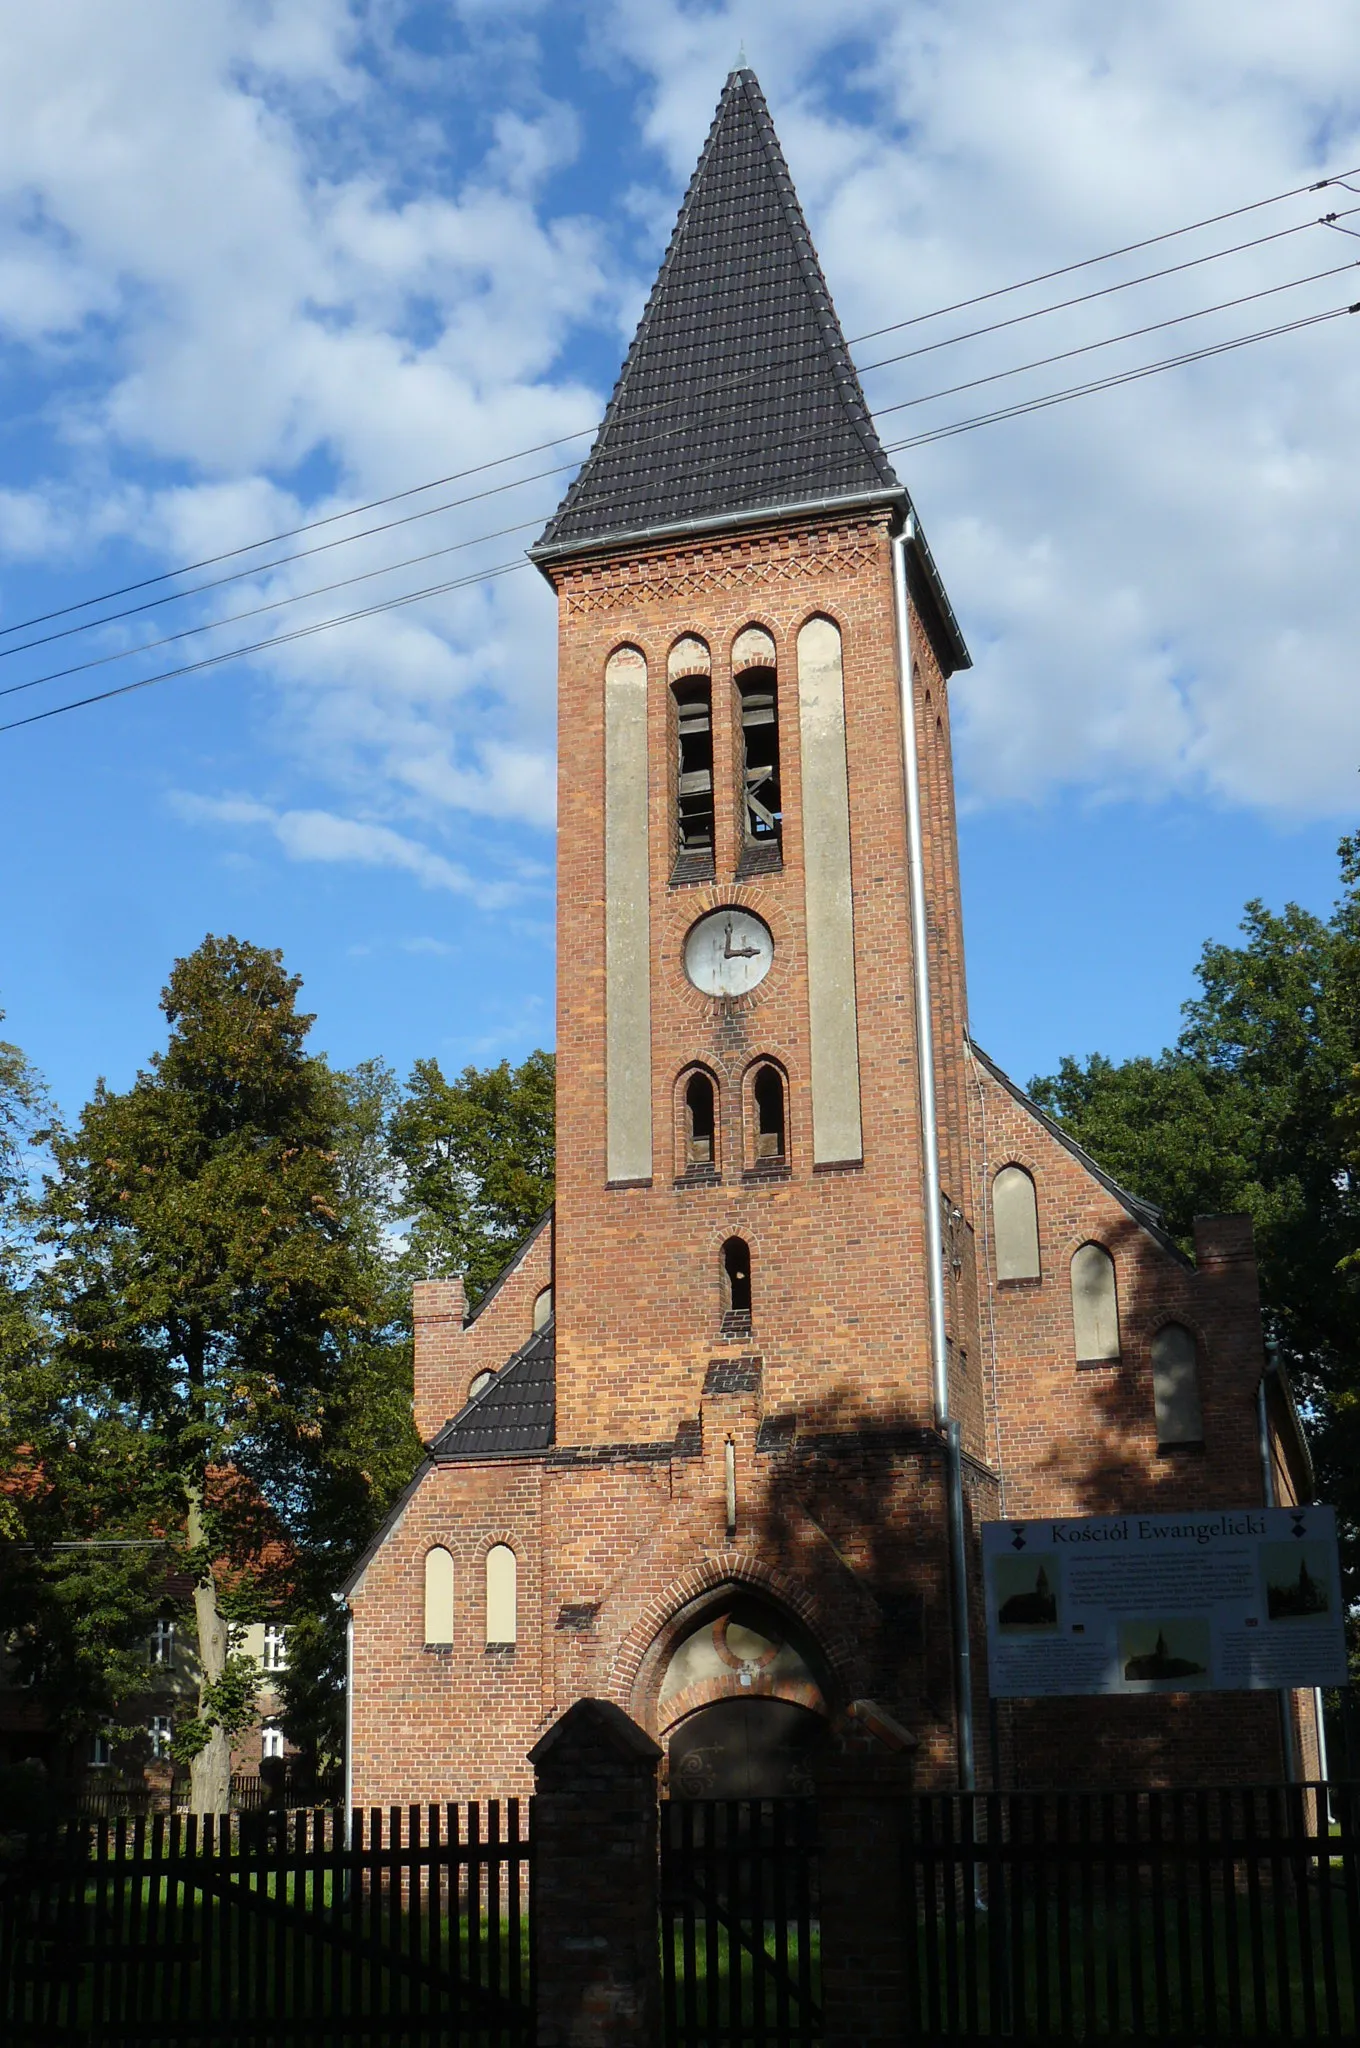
[2,0,1359,1122]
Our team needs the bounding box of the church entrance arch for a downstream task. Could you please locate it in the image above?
[653,1592,830,1798]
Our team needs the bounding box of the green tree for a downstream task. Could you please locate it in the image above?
[390,1050,555,1304]
[37,937,417,1809]
[0,1013,51,1535]
[1031,865,1360,1579]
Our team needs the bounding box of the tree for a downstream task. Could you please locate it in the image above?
[1031,861,1360,1587]
[390,1051,555,1304]
[0,1013,51,1535]
[37,937,417,1810]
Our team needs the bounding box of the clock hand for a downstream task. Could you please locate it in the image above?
[722,922,759,960]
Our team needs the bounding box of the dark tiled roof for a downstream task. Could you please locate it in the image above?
[533,68,902,562]
[428,1321,556,1461]
[969,1042,1192,1268]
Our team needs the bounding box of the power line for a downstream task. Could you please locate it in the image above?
[855,203,1360,375]
[3,162,1357,644]
[867,259,1358,423]
[883,302,1358,454]
[13,256,1347,708]
[0,518,546,705]
[5,296,1353,741]
[0,560,530,735]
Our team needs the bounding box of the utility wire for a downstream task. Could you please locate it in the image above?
[10,206,1357,678]
[855,203,1360,374]
[2,163,1357,644]
[882,302,1359,454]
[5,296,1354,740]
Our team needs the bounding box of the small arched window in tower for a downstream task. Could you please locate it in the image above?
[685,1071,716,1170]
[532,1285,553,1332]
[1151,1323,1204,1447]
[669,637,714,882]
[468,1370,495,1402]
[485,1544,517,1647]
[1071,1243,1120,1364]
[722,1236,752,1335]
[992,1165,1040,1281]
[423,1546,455,1649]
[752,1064,786,1165]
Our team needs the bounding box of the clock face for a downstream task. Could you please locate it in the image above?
[683,909,774,997]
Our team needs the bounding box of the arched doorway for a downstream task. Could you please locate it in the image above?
[658,1594,830,1797]
[669,1698,828,1798]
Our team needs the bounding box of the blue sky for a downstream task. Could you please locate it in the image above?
[2,1,1358,1121]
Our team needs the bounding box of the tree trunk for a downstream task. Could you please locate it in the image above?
[187,1484,232,1816]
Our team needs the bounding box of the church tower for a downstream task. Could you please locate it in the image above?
[531,67,980,1463]
[345,70,1310,1805]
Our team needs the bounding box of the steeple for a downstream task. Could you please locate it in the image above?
[533,68,903,564]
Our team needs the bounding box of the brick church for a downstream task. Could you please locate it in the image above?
[344,69,1319,1801]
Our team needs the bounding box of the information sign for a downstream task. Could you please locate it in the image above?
[982,1505,1346,1698]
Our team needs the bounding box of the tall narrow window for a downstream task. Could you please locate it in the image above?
[752,1065,786,1163]
[261,1623,287,1673]
[1151,1323,1204,1445]
[486,1545,517,1647]
[673,681,714,855]
[149,1618,176,1669]
[261,1723,285,1762]
[722,1236,752,1333]
[1071,1243,1120,1363]
[423,1546,455,1648]
[993,1166,1041,1281]
[532,1285,553,1331]
[149,1715,173,1761]
[738,675,781,853]
[684,1071,716,1169]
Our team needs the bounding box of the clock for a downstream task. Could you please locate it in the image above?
[683,909,774,997]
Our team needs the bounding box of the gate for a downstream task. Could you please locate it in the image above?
[0,1800,532,2045]
[660,1797,821,2046]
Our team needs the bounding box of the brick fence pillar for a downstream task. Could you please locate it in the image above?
[528,1698,662,2047]
[814,1753,915,2048]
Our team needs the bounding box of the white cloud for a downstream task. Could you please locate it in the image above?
[3,0,1359,841]
[170,792,521,909]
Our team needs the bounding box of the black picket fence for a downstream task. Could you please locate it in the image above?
[902,1780,1360,2042]
[0,1800,532,2046]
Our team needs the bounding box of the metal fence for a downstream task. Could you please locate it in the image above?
[902,1780,1359,2042]
[0,1799,532,2046]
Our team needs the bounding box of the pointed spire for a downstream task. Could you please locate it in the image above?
[534,69,903,562]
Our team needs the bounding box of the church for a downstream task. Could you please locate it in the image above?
[343,69,1318,1801]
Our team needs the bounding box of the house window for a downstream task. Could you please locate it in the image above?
[486,1545,517,1647]
[89,1730,112,1769]
[424,1546,455,1648]
[993,1165,1041,1281]
[1152,1323,1204,1446]
[752,1065,786,1163]
[149,1618,176,1669]
[261,1623,287,1673]
[532,1285,553,1331]
[1071,1243,1120,1363]
[261,1723,285,1762]
[149,1715,173,1761]
[685,1071,716,1168]
[722,1237,752,1331]
[469,1370,495,1400]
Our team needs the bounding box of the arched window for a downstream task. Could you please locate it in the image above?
[468,1370,495,1401]
[486,1544,517,1646]
[1071,1244,1120,1363]
[670,638,714,875]
[993,1165,1041,1281]
[722,1237,752,1327]
[752,1065,786,1163]
[532,1285,553,1332]
[423,1547,455,1648]
[1151,1323,1203,1446]
[685,1071,716,1168]
[733,627,781,867]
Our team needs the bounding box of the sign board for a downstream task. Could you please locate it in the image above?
[982,1506,1347,1698]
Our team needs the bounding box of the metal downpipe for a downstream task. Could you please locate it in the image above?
[892,525,976,1790]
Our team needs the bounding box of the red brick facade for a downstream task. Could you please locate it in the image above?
[345,504,1319,1804]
